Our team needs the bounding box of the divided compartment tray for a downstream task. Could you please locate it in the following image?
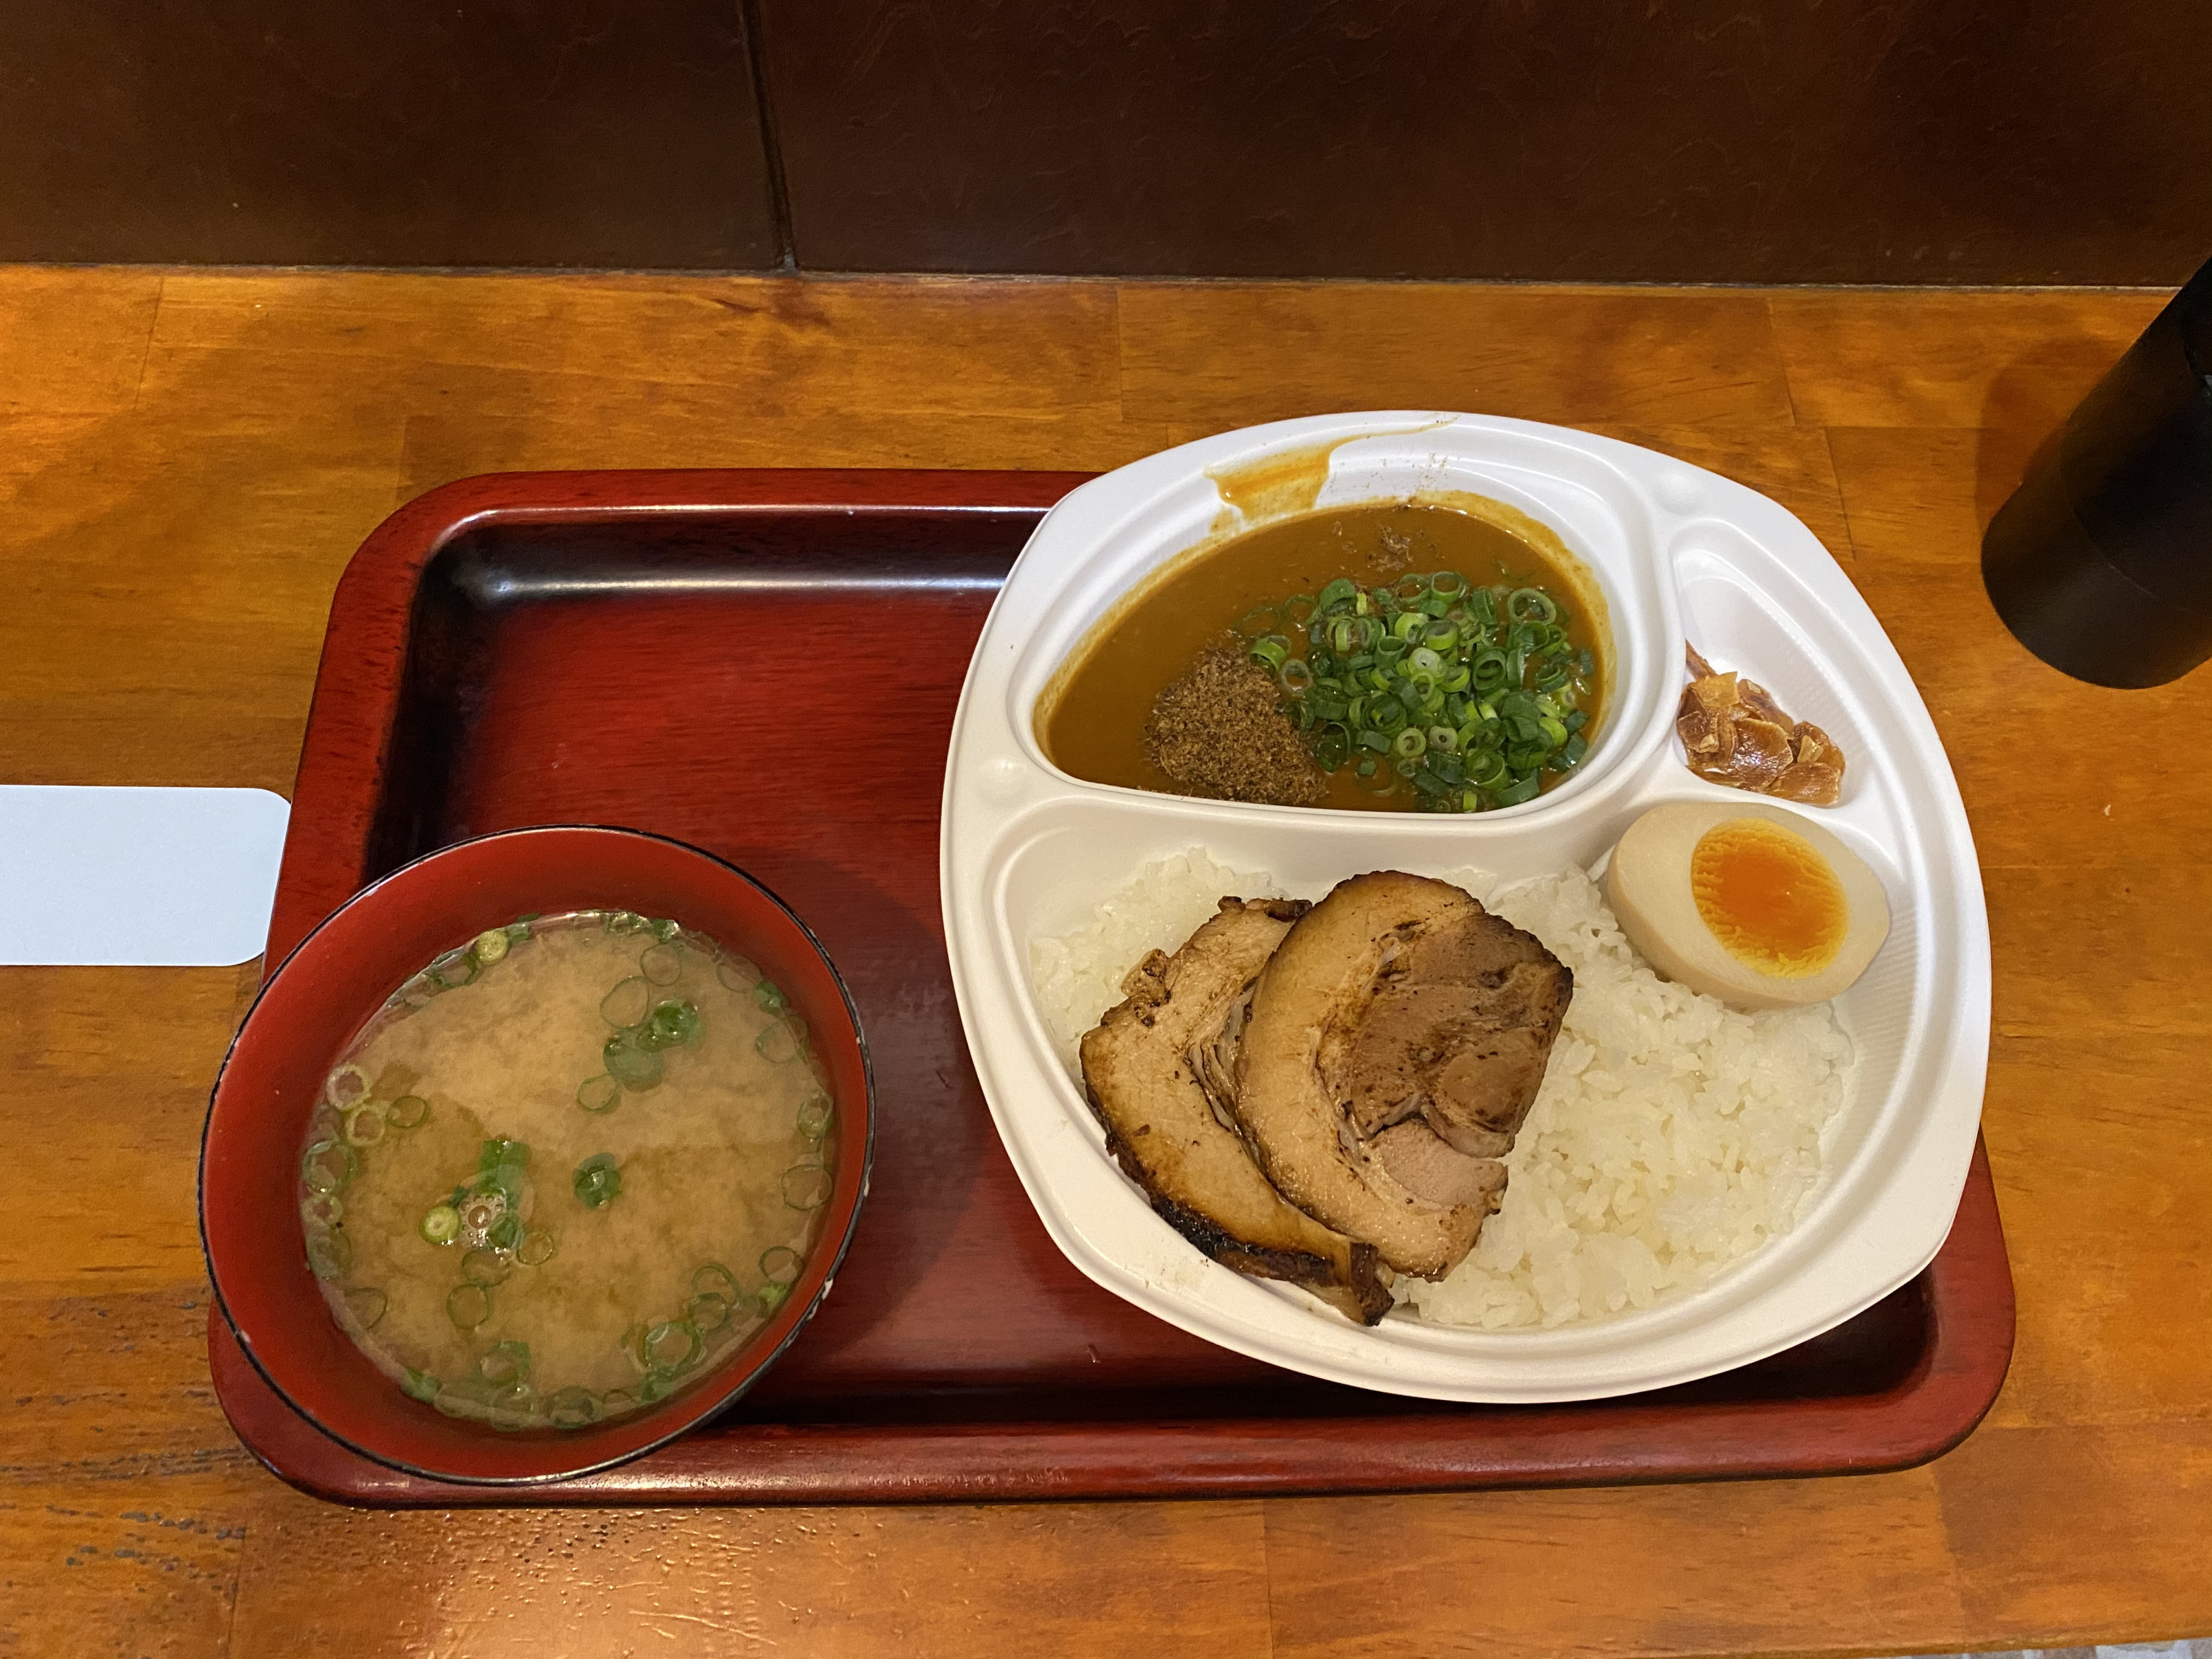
[208,469,2015,1505]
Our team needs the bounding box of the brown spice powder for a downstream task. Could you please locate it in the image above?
[1144,644,1325,807]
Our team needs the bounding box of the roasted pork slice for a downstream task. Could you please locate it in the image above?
[1080,897,1393,1325]
[1330,898,1572,1156]
[1225,871,1571,1279]
[1368,1121,1508,1210]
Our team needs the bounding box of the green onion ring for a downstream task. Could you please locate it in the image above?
[573,1152,622,1208]
[324,1063,373,1110]
[478,1340,531,1386]
[342,1103,387,1148]
[759,1244,802,1286]
[576,1074,621,1114]
[547,1385,603,1429]
[600,975,651,1029]
[687,1290,734,1333]
[301,1139,357,1195]
[301,1192,343,1229]
[603,1032,663,1090]
[432,1382,486,1420]
[781,1161,833,1211]
[691,1262,740,1303]
[642,998,701,1050]
[446,1283,492,1330]
[515,1229,557,1268]
[755,1017,803,1064]
[639,943,682,986]
[426,948,478,990]
[305,1227,351,1280]
[385,1094,430,1129]
[643,1318,703,1374]
[486,1382,538,1431]
[1507,587,1558,624]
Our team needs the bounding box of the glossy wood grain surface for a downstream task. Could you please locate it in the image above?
[1,268,2205,1655]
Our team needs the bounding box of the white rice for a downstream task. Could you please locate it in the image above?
[1028,849,1282,1074]
[1028,854,1852,1329]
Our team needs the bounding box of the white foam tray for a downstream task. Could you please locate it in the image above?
[939,412,1990,1402]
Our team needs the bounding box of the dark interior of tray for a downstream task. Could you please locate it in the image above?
[362,503,1936,1433]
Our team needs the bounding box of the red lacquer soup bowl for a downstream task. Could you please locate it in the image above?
[200,825,874,1485]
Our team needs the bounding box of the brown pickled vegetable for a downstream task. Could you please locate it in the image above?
[1677,645,1846,806]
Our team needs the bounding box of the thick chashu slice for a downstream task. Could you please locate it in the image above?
[1331,887,1572,1158]
[1080,898,1393,1325]
[1229,871,1570,1279]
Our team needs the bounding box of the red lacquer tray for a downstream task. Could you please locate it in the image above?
[210,469,2015,1505]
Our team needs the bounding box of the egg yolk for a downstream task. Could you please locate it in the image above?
[1690,819,1848,978]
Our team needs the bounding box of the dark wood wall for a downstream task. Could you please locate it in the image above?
[4,0,2208,282]
[0,0,778,268]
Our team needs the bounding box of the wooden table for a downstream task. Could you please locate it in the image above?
[3,268,2205,1658]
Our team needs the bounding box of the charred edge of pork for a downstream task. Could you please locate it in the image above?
[1081,1096,1393,1325]
[1150,1195,1395,1326]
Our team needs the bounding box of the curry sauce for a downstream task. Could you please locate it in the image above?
[1037,500,1610,812]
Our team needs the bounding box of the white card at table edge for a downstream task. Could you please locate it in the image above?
[0,786,290,966]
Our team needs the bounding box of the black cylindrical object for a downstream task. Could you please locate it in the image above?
[1982,257,2212,688]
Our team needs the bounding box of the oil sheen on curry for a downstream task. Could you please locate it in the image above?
[1039,500,1610,813]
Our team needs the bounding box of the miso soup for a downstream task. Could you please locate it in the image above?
[296,911,836,1430]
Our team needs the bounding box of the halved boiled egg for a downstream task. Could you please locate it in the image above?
[1604,801,1889,1009]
